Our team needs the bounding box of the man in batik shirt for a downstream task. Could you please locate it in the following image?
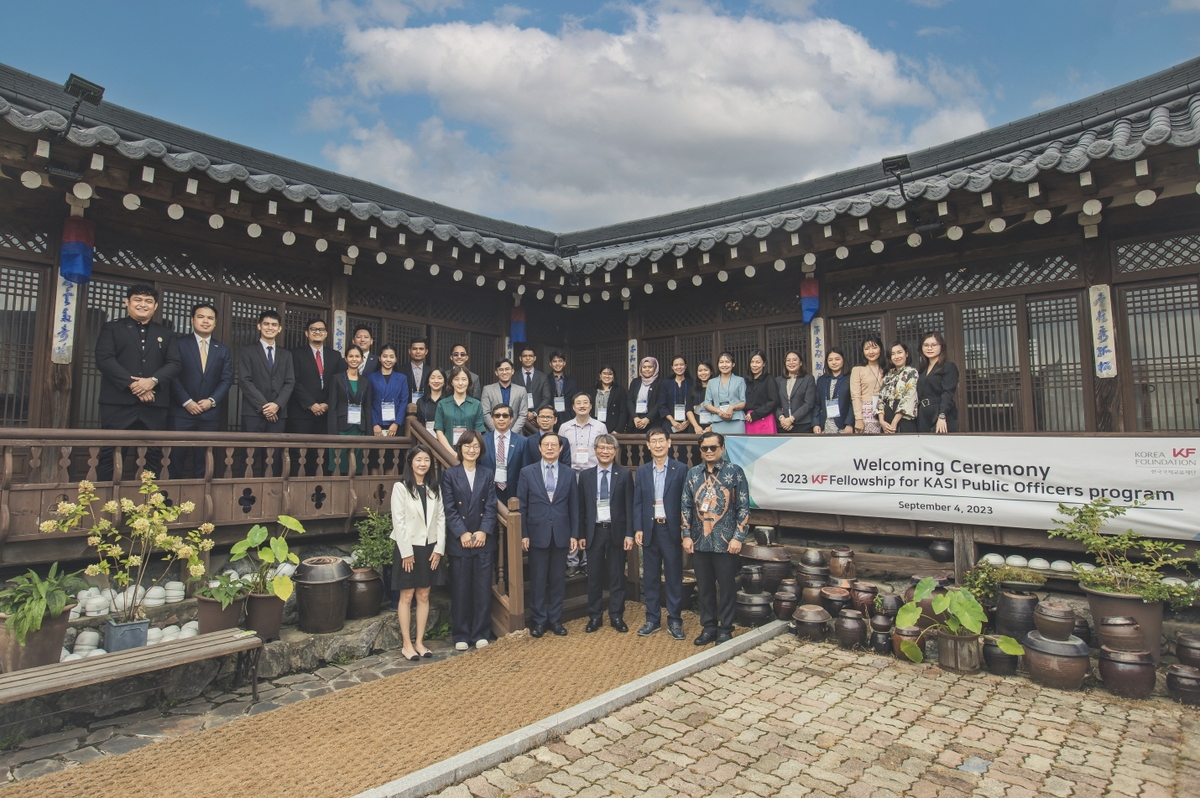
[682,430,751,645]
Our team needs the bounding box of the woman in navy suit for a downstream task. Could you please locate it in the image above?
[441,430,498,650]
[367,344,411,437]
[812,348,853,434]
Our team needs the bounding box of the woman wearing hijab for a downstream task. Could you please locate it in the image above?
[627,356,666,434]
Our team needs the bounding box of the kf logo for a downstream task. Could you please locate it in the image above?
[1173,447,1196,458]
[812,475,830,485]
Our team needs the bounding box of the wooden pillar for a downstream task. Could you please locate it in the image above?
[953,524,975,584]
[1080,234,1122,432]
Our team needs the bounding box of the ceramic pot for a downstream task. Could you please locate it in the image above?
[735,591,773,627]
[245,593,285,640]
[196,594,245,634]
[797,564,830,579]
[346,568,384,620]
[938,631,981,673]
[1085,587,1162,664]
[0,605,76,672]
[996,591,1038,640]
[870,614,893,634]
[834,609,868,650]
[1166,664,1200,706]
[982,635,1019,676]
[758,559,795,595]
[1023,631,1090,690]
[1033,601,1076,642]
[820,587,851,617]
[892,626,922,660]
[792,604,831,641]
[773,592,798,622]
[876,594,904,618]
[1174,633,1200,668]
[776,578,799,599]
[1097,647,1156,700]
[1097,617,1145,653]
[294,556,351,635]
[800,576,825,606]
[928,540,954,563]
[1072,615,1092,646]
[849,581,879,617]
[740,565,765,595]
[869,630,892,654]
[825,576,855,590]
[828,547,855,579]
[800,549,826,568]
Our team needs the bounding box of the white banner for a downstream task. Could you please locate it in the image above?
[724,434,1200,541]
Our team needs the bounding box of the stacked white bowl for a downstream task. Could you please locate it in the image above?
[1005,555,1029,567]
[980,553,1005,566]
[159,624,181,643]
[73,628,101,655]
[146,627,164,645]
[86,649,107,657]
[62,652,85,662]
[84,596,110,617]
[143,585,167,608]
[1050,560,1073,572]
[179,620,199,639]
[1028,557,1051,570]
[163,581,187,603]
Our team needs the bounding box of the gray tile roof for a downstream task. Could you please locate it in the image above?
[2,56,1199,276]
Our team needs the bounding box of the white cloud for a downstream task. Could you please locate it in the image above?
[303,4,988,229]
[1166,0,1200,9]
[493,4,532,24]
[916,25,960,36]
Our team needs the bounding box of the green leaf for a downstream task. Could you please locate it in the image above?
[900,639,924,663]
[247,525,269,548]
[895,603,920,629]
[269,536,289,564]
[931,593,951,615]
[272,574,294,602]
[287,553,299,564]
[912,577,936,602]
[276,515,305,534]
[995,636,1025,656]
[259,548,276,564]
[230,539,250,558]
[946,616,961,634]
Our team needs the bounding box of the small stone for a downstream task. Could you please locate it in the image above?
[273,673,319,685]
[247,702,281,716]
[16,727,87,749]
[98,735,155,756]
[63,746,106,764]
[12,758,71,781]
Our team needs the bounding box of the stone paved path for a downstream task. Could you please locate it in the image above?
[430,635,1200,798]
[0,640,464,786]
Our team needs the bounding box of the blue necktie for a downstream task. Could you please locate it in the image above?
[545,464,556,497]
[267,346,274,372]
[600,469,610,501]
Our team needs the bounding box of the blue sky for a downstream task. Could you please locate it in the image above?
[4,1,1198,230]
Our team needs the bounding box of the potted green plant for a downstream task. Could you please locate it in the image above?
[896,577,1025,673]
[1048,498,1200,664]
[0,564,86,671]
[961,563,1046,609]
[229,515,305,640]
[347,509,392,619]
[195,573,249,634]
[41,473,214,652]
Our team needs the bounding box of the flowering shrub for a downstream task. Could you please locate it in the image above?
[41,471,215,623]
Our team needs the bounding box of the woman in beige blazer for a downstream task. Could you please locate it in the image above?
[391,444,446,661]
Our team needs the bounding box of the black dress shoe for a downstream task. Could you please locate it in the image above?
[715,630,733,644]
[530,624,545,638]
[585,617,603,633]
[611,617,628,633]
[668,621,685,640]
[550,622,568,636]
[637,622,661,636]
[694,628,719,646]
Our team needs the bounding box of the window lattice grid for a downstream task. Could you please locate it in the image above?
[571,347,598,390]
[766,325,808,378]
[347,316,382,352]
[282,308,327,352]
[470,332,500,372]
[678,333,716,376]
[78,279,134,428]
[597,342,627,382]
[432,327,470,372]
[160,290,217,338]
[0,266,41,426]
[1124,282,1200,431]
[430,298,495,330]
[894,311,945,366]
[722,297,800,322]
[94,244,216,282]
[348,285,427,318]
[1117,234,1200,274]
[0,214,50,255]
[223,261,327,302]
[961,302,1022,432]
[226,300,280,431]
[832,317,883,358]
[946,253,1078,294]
[385,321,426,353]
[1027,295,1085,432]
[642,304,719,333]
[835,274,940,309]
[718,329,762,377]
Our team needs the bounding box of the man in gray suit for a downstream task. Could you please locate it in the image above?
[517,345,552,426]
[238,310,295,475]
[482,358,529,432]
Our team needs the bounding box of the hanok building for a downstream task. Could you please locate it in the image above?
[0,56,1198,613]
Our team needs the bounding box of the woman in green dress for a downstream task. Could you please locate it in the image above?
[435,366,486,449]
[328,345,372,474]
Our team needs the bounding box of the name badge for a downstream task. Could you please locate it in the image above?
[636,398,648,414]
[574,447,589,465]
[597,407,608,423]
[673,404,686,421]
[425,420,435,433]
[597,498,611,522]
[412,391,423,403]
[381,402,396,423]
[863,396,878,421]
[698,406,712,424]
[719,403,731,416]
[654,500,666,520]
[527,394,534,410]
[554,396,566,413]
[347,404,362,425]
[452,427,466,445]
[825,400,841,419]
[700,487,715,514]
[495,466,507,484]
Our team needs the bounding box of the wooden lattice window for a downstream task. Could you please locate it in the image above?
[0,214,50,255]
[349,285,426,318]
[223,261,326,301]
[722,297,800,322]
[430,297,494,329]
[832,317,883,357]
[835,274,940,309]
[225,299,279,430]
[1117,234,1200,274]
[961,302,1022,432]
[718,329,761,376]
[678,333,715,374]
[77,279,134,428]
[95,243,216,282]
[386,321,426,352]
[894,311,945,363]
[0,265,42,426]
[642,304,718,333]
[946,253,1077,294]
[471,332,500,369]
[766,325,808,377]
[160,289,217,337]
[1027,296,1085,431]
[1123,281,1200,431]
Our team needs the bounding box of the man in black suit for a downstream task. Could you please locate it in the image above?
[94,283,181,482]
[517,345,552,426]
[168,303,233,478]
[352,325,379,376]
[532,406,568,463]
[547,351,578,430]
[517,433,579,638]
[237,310,295,476]
[401,337,431,403]
[577,433,635,633]
[633,427,689,640]
[288,317,345,475]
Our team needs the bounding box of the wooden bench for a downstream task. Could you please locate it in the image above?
[0,628,263,712]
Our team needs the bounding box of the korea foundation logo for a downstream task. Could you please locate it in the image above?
[1133,445,1197,476]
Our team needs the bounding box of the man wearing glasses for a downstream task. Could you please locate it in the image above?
[480,402,530,505]
[448,345,482,400]
[633,427,688,640]
[288,317,345,474]
[682,431,750,646]
[576,433,635,632]
[482,359,529,432]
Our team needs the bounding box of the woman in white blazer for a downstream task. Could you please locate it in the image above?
[391,444,446,661]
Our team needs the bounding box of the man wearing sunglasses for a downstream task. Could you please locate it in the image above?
[633,427,688,640]
[682,431,750,646]
[480,402,530,504]
[448,345,482,400]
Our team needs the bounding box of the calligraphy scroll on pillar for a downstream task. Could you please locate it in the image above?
[1088,284,1118,378]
